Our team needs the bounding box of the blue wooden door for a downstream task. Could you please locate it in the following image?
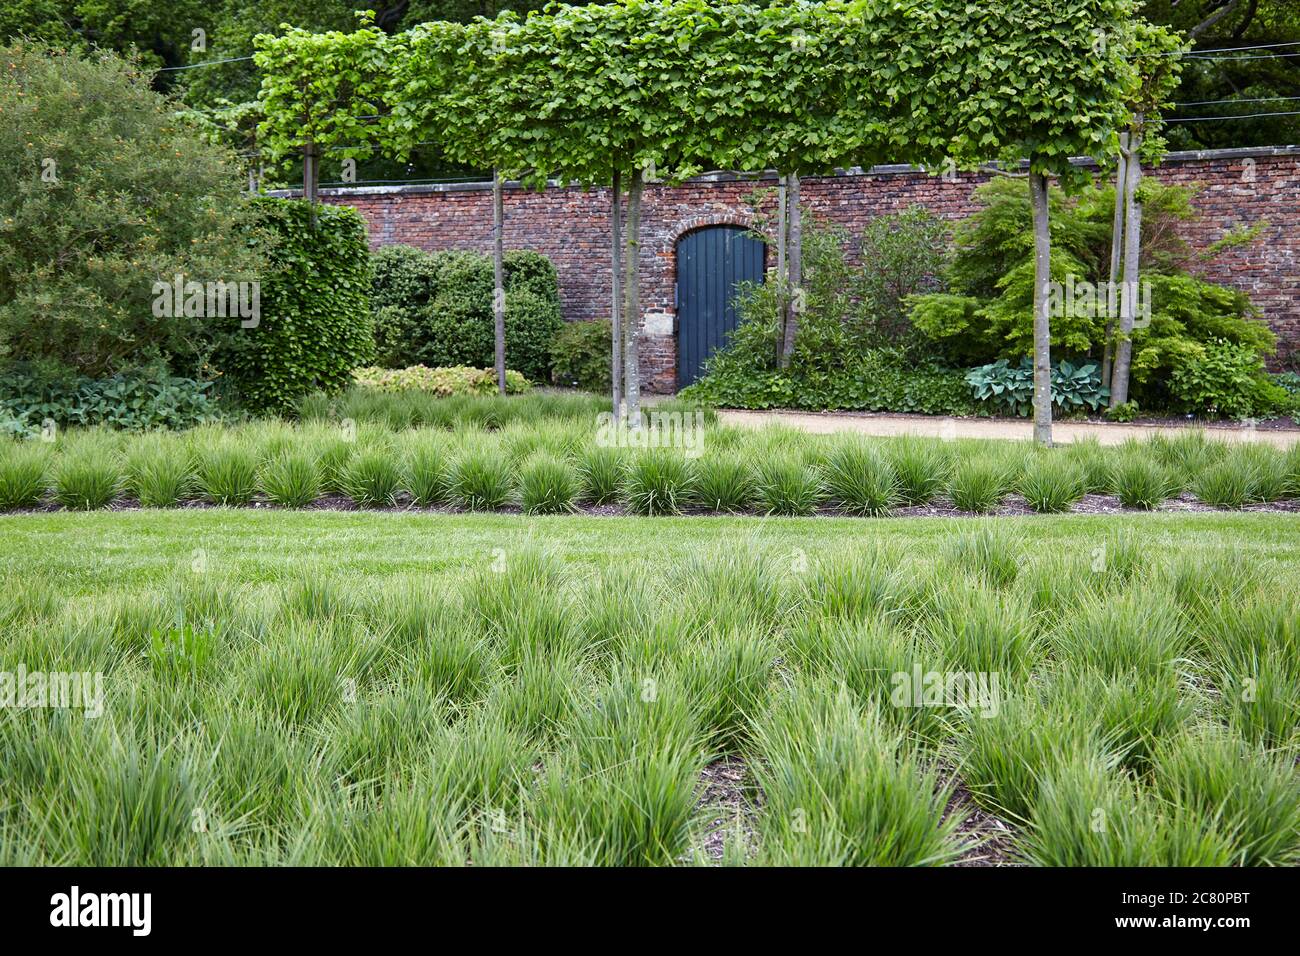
[675,226,766,389]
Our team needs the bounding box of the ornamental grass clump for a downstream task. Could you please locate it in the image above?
[518,453,578,515]
[622,449,693,516]
[821,439,897,516]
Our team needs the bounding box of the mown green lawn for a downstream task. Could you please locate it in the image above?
[3,508,1299,593]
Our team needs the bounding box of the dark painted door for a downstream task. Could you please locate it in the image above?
[675,226,766,389]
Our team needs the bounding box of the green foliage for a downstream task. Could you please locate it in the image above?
[681,218,976,414]
[52,446,121,510]
[125,436,194,507]
[965,358,1109,417]
[260,451,322,508]
[1105,401,1138,423]
[1167,338,1291,420]
[368,246,561,385]
[576,445,625,505]
[947,458,1009,514]
[691,453,754,514]
[622,450,692,516]
[0,442,48,510]
[0,41,263,380]
[218,198,373,414]
[518,453,578,515]
[401,434,451,506]
[450,446,514,511]
[369,245,441,369]
[821,439,897,516]
[1112,452,1174,509]
[339,449,401,507]
[353,365,529,396]
[908,176,1279,417]
[550,321,612,392]
[1020,453,1086,513]
[754,454,822,517]
[888,438,951,506]
[195,441,258,506]
[852,207,951,340]
[0,363,222,433]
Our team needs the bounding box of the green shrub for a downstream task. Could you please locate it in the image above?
[550,320,612,392]
[1193,458,1253,509]
[676,219,974,414]
[0,442,48,509]
[1021,753,1231,867]
[218,198,374,413]
[751,683,960,866]
[352,365,528,396]
[369,245,441,369]
[1153,729,1300,866]
[1234,444,1289,502]
[369,246,562,384]
[1105,401,1138,423]
[0,42,263,382]
[942,524,1021,589]
[0,364,223,433]
[965,358,1108,417]
[1169,338,1289,420]
[576,445,625,505]
[683,346,977,415]
[888,437,950,505]
[260,451,322,508]
[402,436,451,506]
[1020,453,1084,513]
[947,457,1007,513]
[907,176,1279,417]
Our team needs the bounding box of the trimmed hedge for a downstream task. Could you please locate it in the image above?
[550,319,612,392]
[219,198,374,413]
[371,245,562,384]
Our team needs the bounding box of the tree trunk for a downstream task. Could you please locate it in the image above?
[776,176,787,366]
[622,168,643,427]
[492,169,506,395]
[1029,170,1053,448]
[1110,124,1144,408]
[611,168,623,419]
[780,172,801,369]
[303,142,319,227]
[1101,132,1129,391]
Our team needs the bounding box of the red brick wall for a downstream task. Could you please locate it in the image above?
[316,146,1300,393]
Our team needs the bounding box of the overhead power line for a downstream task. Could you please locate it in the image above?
[1142,40,1300,57]
[1167,109,1300,123]
[1174,94,1300,107]
[158,55,254,72]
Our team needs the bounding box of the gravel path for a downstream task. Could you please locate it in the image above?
[716,409,1300,447]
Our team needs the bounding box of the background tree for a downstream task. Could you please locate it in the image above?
[1107,21,1187,409]
[0,41,263,381]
